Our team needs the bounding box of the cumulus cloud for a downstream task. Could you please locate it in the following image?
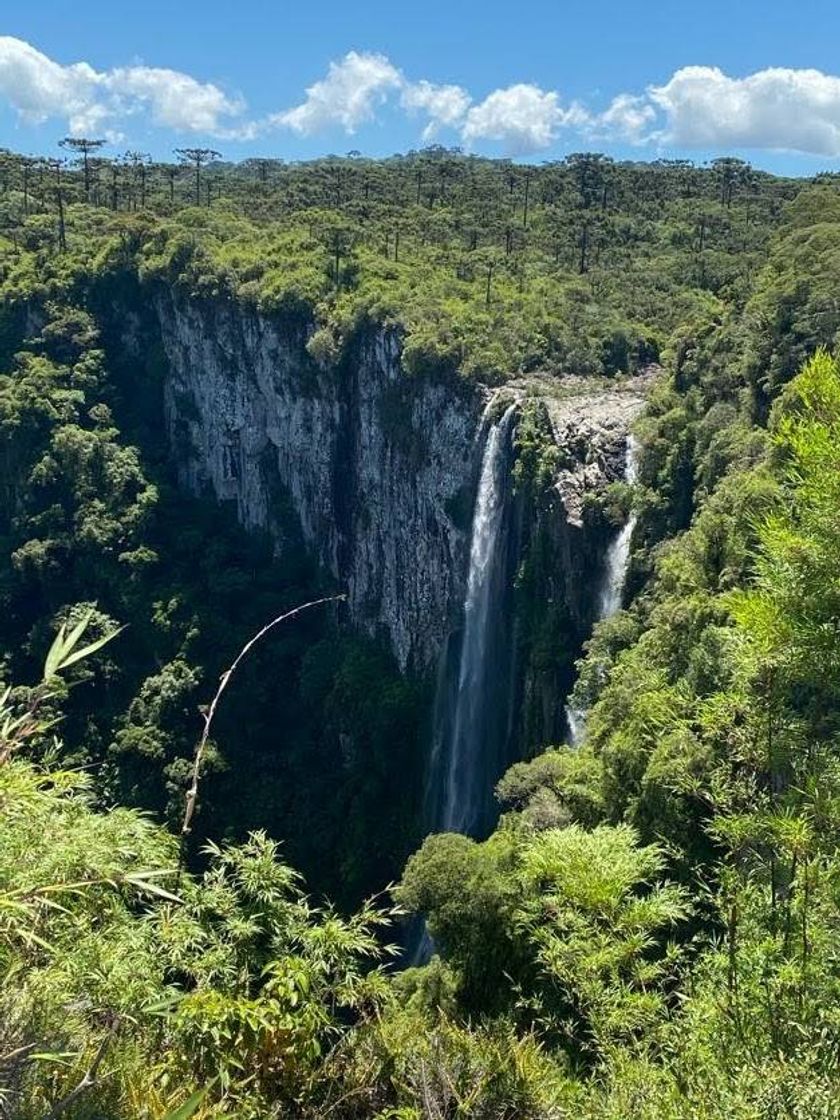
[105,66,248,137]
[271,52,472,143]
[401,79,471,141]
[648,65,840,155]
[596,92,657,143]
[6,36,840,160]
[0,36,101,133]
[0,35,250,139]
[273,51,401,135]
[461,83,588,155]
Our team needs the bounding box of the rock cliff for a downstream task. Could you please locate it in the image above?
[151,291,647,747]
[511,378,648,747]
[154,290,485,672]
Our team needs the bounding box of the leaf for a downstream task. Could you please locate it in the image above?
[162,1079,217,1120]
[29,1051,77,1067]
[142,991,186,1016]
[43,611,91,681]
[57,628,126,673]
[43,610,124,681]
[124,870,183,904]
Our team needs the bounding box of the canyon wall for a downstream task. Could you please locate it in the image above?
[150,291,645,748]
[154,291,485,673]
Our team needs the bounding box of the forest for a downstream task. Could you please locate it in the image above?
[2,143,840,1118]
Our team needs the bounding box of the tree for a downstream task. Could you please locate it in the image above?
[320,220,358,288]
[12,154,36,216]
[59,137,106,198]
[712,156,752,208]
[123,151,151,209]
[43,157,67,250]
[565,152,614,210]
[174,148,221,206]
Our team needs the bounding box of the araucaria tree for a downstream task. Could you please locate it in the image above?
[59,136,106,197]
[174,147,222,206]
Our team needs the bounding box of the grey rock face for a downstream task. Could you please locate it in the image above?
[154,291,649,701]
[155,291,486,672]
[543,387,646,526]
[510,379,648,748]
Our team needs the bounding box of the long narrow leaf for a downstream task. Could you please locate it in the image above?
[124,871,183,904]
[43,612,90,680]
[58,627,125,673]
[162,1080,217,1120]
[43,611,123,681]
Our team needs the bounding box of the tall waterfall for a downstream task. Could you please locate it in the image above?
[566,434,638,745]
[597,434,639,619]
[428,402,518,839]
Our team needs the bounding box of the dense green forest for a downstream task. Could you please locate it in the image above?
[3,145,840,1117]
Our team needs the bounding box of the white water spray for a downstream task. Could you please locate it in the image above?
[410,402,517,964]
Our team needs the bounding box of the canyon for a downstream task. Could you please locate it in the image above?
[148,291,647,833]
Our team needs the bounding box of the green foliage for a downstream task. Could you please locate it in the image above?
[496,745,605,830]
[392,342,840,1113]
[396,823,686,1065]
[0,300,423,905]
[1,147,795,386]
[0,635,394,1119]
[5,148,840,1117]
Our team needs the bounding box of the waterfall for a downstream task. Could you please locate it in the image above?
[428,401,518,839]
[597,434,639,620]
[565,704,587,748]
[408,401,517,964]
[565,434,638,746]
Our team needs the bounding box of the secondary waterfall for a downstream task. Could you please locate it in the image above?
[428,401,518,838]
[598,434,639,619]
[566,434,638,745]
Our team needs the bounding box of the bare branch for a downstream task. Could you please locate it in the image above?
[42,1023,116,1120]
[178,595,345,864]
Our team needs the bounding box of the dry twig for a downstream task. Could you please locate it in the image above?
[178,595,345,868]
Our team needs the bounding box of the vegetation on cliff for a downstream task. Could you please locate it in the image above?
[3,148,840,1115]
[0,148,800,903]
[1,147,793,382]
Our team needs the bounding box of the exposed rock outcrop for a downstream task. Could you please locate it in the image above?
[154,291,486,672]
[511,378,648,748]
[541,381,649,526]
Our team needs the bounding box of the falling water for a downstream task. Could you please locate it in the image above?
[565,704,587,748]
[597,434,639,620]
[429,401,518,838]
[408,402,517,964]
[565,434,638,745]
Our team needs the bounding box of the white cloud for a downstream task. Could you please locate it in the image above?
[0,36,100,133]
[647,66,840,155]
[596,92,657,143]
[106,66,248,137]
[401,79,471,141]
[461,84,588,155]
[274,51,401,135]
[7,37,840,161]
[0,35,249,139]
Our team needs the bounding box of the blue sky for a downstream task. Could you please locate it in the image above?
[3,0,840,173]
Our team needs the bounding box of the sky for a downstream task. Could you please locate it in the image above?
[3,0,840,174]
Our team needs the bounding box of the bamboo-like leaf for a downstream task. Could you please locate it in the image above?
[142,991,186,1016]
[43,612,90,680]
[162,1079,217,1120]
[30,1051,77,1066]
[124,871,183,904]
[43,611,123,681]
[57,627,125,673]
[43,635,68,681]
